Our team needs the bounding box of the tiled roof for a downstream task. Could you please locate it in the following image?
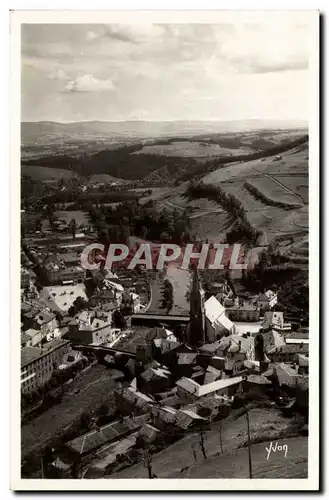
[66,414,149,456]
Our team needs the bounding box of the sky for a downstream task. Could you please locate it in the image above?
[21,18,315,123]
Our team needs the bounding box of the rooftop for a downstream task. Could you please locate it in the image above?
[176,375,243,397]
[205,296,235,332]
[21,338,69,368]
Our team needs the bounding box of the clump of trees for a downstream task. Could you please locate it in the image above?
[68,296,89,316]
[244,182,300,210]
[185,180,262,245]
[87,200,192,246]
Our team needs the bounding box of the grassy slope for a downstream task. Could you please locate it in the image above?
[108,407,307,479]
[21,365,118,461]
[21,164,76,181]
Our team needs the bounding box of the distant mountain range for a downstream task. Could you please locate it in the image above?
[22,119,308,144]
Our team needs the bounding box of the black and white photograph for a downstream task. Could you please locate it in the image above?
[11,9,319,490]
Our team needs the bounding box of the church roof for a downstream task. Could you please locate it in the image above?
[204,296,235,332]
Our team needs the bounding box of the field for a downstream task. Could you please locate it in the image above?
[87,174,127,185]
[54,210,90,227]
[21,164,76,182]
[139,137,309,252]
[133,140,251,158]
[244,177,304,206]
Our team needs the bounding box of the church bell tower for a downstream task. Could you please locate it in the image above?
[187,268,206,347]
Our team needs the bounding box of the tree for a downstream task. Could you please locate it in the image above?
[112,310,127,329]
[69,218,77,239]
[68,296,88,316]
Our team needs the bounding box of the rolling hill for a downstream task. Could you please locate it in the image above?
[143,139,309,263]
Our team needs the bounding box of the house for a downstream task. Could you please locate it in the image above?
[66,310,116,345]
[216,334,255,359]
[43,261,85,285]
[118,386,155,414]
[225,297,260,322]
[204,296,236,341]
[64,414,150,458]
[139,364,172,394]
[22,306,58,343]
[297,354,309,375]
[175,376,243,402]
[260,329,286,351]
[22,328,44,347]
[284,328,309,344]
[262,311,291,334]
[90,289,121,309]
[175,409,206,429]
[21,267,33,289]
[257,290,278,311]
[244,374,272,396]
[154,327,177,343]
[58,350,85,370]
[152,405,177,425]
[267,343,309,363]
[21,338,70,394]
[21,332,33,348]
[138,423,161,444]
[32,309,57,335]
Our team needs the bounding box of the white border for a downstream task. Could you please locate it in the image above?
[10,8,320,492]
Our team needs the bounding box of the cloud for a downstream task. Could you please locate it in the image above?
[103,25,137,43]
[64,74,116,93]
[230,57,308,75]
[49,67,69,80]
[86,31,99,42]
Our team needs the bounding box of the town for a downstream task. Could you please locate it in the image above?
[20,207,309,479]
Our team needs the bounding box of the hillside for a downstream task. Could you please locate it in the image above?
[21,127,307,183]
[142,140,308,269]
[21,164,78,182]
[107,407,307,479]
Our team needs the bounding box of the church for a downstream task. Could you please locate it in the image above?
[186,269,236,348]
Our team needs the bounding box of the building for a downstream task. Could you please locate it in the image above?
[44,262,86,286]
[262,311,291,334]
[187,270,206,346]
[66,310,116,345]
[64,414,150,458]
[257,290,278,311]
[216,334,256,360]
[21,338,70,394]
[224,297,260,322]
[58,349,86,370]
[90,288,122,309]
[21,267,33,289]
[176,376,243,402]
[204,296,236,341]
[22,305,58,341]
[21,328,44,347]
[267,343,309,363]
